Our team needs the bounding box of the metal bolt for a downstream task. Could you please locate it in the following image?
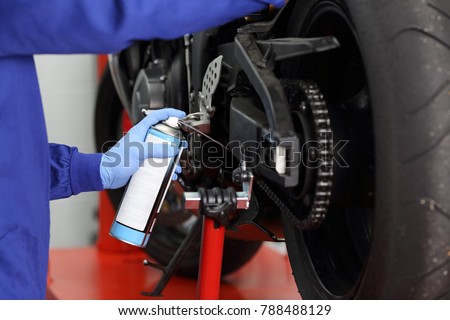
[300,102,308,113]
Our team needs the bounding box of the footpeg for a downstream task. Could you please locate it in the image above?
[183,162,254,227]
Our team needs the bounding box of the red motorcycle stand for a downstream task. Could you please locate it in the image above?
[196,216,226,300]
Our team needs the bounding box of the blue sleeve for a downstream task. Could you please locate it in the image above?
[0,0,281,56]
[49,143,104,200]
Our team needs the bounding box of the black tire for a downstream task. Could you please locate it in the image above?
[95,65,262,277]
[280,0,450,299]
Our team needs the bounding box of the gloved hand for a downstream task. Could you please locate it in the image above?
[100,108,186,189]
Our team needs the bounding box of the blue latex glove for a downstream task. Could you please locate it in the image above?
[100,108,186,189]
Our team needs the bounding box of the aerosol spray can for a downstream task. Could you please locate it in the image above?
[110,116,186,247]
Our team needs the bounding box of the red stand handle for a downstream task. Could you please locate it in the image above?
[196,216,225,300]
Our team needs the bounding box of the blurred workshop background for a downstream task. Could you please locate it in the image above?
[36,55,99,248]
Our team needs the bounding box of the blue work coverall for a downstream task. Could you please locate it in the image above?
[0,0,282,299]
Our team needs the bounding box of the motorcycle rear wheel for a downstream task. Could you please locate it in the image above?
[280,0,450,299]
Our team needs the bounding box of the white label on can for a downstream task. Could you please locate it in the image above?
[115,132,173,231]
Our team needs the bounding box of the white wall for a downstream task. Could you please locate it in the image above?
[35,55,99,248]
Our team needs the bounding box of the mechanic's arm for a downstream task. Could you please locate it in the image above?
[0,0,284,56]
[49,108,185,200]
[49,144,103,200]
